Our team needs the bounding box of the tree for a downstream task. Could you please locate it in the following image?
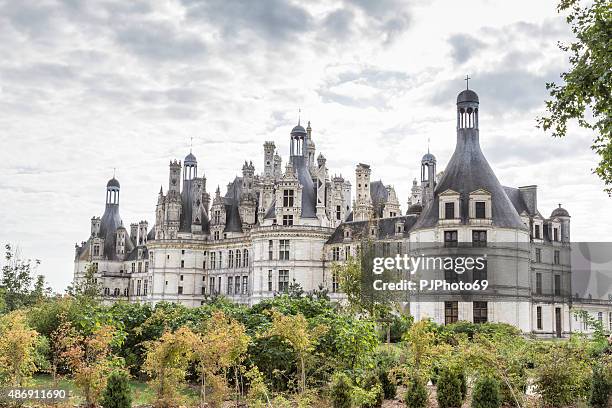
[67,263,102,302]
[437,366,463,408]
[101,370,132,408]
[0,244,41,311]
[263,310,327,394]
[56,318,123,408]
[538,0,612,194]
[193,310,250,407]
[142,326,198,408]
[404,375,428,408]
[472,376,501,408]
[589,364,610,408]
[0,311,39,387]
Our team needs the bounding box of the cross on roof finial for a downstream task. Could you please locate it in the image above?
[298,108,301,126]
[427,137,430,154]
[190,136,193,153]
[465,74,471,90]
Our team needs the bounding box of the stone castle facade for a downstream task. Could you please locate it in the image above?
[74,88,610,338]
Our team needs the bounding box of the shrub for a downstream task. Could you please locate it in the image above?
[362,375,384,408]
[458,369,467,400]
[329,372,352,408]
[379,369,397,399]
[352,381,383,408]
[101,370,132,408]
[437,366,463,408]
[471,376,501,408]
[589,365,611,408]
[404,375,428,408]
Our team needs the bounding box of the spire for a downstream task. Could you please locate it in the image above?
[465,74,471,90]
[298,108,301,126]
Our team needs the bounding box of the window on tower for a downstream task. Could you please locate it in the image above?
[283,190,294,207]
[445,202,455,219]
[283,215,294,226]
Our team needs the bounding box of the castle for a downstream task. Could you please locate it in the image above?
[74,87,609,338]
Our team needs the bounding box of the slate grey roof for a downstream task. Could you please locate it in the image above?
[292,155,317,218]
[264,199,276,220]
[180,180,195,233]
[98,203,134,260]
[503,186,529,215]
[223,177,244,232]
[291,124,307,135]
[457,89,479,103]
[551,205,570,218]
[184,152,197,164]
[370,180,389,218]
[407,203,423,215]
[422,152,436,162]
[326,216,418,244]
[414,127,527,231]
[107,177,120,188]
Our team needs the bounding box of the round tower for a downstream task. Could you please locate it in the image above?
[184,152,197,181]
[106,177,120,205]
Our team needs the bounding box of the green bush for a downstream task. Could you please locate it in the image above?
[362,375,384,408]
[329,372,352,408]
[404,375,428,408]
[101,370,132,408]
[437,367,463,408]
[457,369,467,400]
[589,365,611,408]
[471,376,501,408]
[379,369,397,399]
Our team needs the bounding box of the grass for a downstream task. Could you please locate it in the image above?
[28,373,200,406]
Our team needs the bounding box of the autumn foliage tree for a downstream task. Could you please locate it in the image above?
[0,311,39,387]
[55,317,122,408]
[142,326,198,408]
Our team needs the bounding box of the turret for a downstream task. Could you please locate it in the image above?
[168,160,181,193]
[421,151,436,205]
[354,163,373,221]
[263,141,275,178]
[106,177,120,206]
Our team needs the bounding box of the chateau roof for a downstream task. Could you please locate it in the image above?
[326,216,418,244]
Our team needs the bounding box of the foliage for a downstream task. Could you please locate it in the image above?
[538,0,612,193]
[56,317,124,408]
[193,310,249,406]
[101,370,132,408]
[66,263,103,302]
[329,371,352,408]
[141,326,198,408]
[437,366,464,408]
[0,311,39,386]
[245,366,270,407]
[263,310,328,393]
[533,338,592,407]
[589,364,611,408]
[379,369,397,400]
[0,244,46,312]
[404,374,428,408]
[329,316,379,377]
[471,376,501,408]
[401,319,437,379]
[352,381,384,408]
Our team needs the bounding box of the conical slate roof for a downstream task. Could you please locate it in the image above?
[414,93,526,231]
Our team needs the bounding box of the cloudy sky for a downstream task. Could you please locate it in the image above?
[0,0,609,291]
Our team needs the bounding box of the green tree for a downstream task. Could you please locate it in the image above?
[538,0,612,193]
[101,370,132,408]
[404,375,428,408]
[0,244,41,311]
[67,263,102,303]
[329,372,352,408]
[437,366,463,408]
[589,364,610,408]
[472,376,501,408]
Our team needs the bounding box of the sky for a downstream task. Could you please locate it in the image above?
[0,0,609,292]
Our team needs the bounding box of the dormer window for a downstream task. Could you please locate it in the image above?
[444,202,455,219]
[534,224,541,239]
[553,227,559,241]
[283,189,294,207]
[475,202,486,219]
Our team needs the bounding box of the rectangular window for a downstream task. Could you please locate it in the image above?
[444,230,458,248]
[278,270,289,293]
[336,205,341,220]
[234,275,240,295]
[554,250,560,265]
[382,242,391,257]
[554,274,561,296]
[283,189,294,207]
[268,240,273,260]
[136,280,141,296]
[279,240,290,260]
[180,274,184,281]
[236,251,241,268]
[473,301,488,324]
[282,215,294,226]
[138,262,142,273]
[472,230,487,247]
[227,277,233,295]
[131,263,136,273]
[537,306,543,330]
[244,250,249,267]
[536,273,542,295]
[268,270,273,292]
[178,286,183,295]
[444,301,458,325]
[534,224,541,239]
[445,268,459,284]
[93,245,100,256]
[332,247,340,261]
[345,246,351,260]
[201,286,205,295]
[535,248,542,263]
[598,312,603,325]
[209,277,215,294]
[144,262,149,272]
[242,276,248,294]
[475,201,486,219]
[210,252,216,269]
[554,228,559,242]
[444,202,455,219]
[332,271,339,293]
[143,279,148,296]
[228,250,234,268]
